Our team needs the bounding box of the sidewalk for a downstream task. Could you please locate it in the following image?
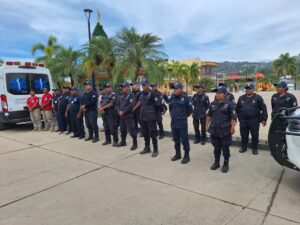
[0,126,300,225]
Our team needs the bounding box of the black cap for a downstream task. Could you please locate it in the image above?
[245,83,255,89]
[150,82,158,87]
[120,82,130,88]
[173,82,183,89]
[141,78,149,86]
[213,86,227,94]
[274,81,288,88]
[84,80,93,86]
[195,83,204,89]
[71,87,78,91]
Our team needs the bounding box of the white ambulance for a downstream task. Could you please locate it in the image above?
[0,61,54,130]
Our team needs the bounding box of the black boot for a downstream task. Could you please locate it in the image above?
[140,146,151,154]
[85,137,93,141]
[92,137,99,143]
[194,138,200,144]
[221,160,229,173]
[130,138,138,151]
[252,148,258,155]
[201,136,206,145]
[239,146,247,153]
[171,149,181,161]
[116,140,127,147]
[85,131,93,141]
[112,142,118,147]
[152,144,159,157]
[210,158,220,170]
[181,151,190,164]
[102,140,111,145]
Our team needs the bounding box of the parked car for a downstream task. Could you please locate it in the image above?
[268,107,300,171]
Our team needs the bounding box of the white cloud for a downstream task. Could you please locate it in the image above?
[1,0,300,61]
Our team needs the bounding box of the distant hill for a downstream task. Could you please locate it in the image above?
[214,61,273,76]
[214,53,300,76]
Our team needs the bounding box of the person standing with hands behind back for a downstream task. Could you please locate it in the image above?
[79,80,99,143]
[206,86,237,173]
[236,83,268,155]
[27,90,42,131]
[169,83,193,164]
[41,87,54,131]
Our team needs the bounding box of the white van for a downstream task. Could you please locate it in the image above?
[0,61,53,130]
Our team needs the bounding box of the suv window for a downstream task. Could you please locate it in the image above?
[6,73,50,95]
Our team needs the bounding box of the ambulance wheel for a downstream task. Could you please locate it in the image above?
[0,123,7,131]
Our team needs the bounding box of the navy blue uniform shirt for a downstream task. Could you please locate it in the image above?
[81,90,98,112]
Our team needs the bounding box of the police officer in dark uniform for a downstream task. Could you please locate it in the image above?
[99,83,119,146]
[58,86,71,134]
[271,81,298,119]
[150,83,165,139]
[236,83,268,155]
[169,83,193,164]
[192,83,210,145]
[53,88,62,132]
[80,80,99,143]
[137,78,161,157]
[206,86,237,173]
[218,83,235,105]
[67,87,85,139]
[132,82,142,133]
[116,82,138,150]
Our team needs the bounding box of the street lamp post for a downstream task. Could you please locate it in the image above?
[84,9,96,89]
[84,9,93,41]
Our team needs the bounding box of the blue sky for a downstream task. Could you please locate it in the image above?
[1,0,300,62]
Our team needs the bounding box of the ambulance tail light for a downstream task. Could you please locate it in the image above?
[0,94,9,113]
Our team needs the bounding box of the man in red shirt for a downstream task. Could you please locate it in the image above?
[41,87,54,131]
[27,90,41,131]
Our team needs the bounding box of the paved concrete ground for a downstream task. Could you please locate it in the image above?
[0,125,300,225]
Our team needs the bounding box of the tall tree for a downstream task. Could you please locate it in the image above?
[83,36,116,78]
[51,47,83,86]
[0,58,3,65]
[273,53,298,89]
[273,53,298,78]
[115,27,167,81]
[190,62,200,83]
[31,35,62,63]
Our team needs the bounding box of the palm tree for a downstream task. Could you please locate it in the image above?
[52,47,83,86]
[31,35,62,63]
[115,27,167,81]
[273,53,298,78]
[190,62,200,84]
[167,61,191,92]
[0,58,3,65]
[83,36,116,77]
